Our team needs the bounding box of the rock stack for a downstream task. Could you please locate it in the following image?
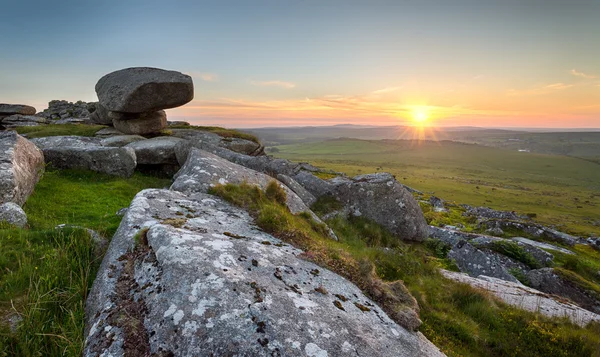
[94,67,194,135]
[36,100,93,120]
[0,104,42,129]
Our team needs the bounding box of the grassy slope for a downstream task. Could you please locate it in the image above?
[274,139,600,236]
[0,169,170,355]
[15,124,106,138]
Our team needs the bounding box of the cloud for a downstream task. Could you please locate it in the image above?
[570,69,596,79]
[371,86,402,95]
[507,82,574,96]
[250,80,296,89]
[186,72,219,82]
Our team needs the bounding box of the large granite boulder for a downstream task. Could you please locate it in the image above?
[112,110,167,135]
[0,104,36,116]
[95,67,194,113]
[0,131,44,206]
[277,174,317,207]
[30,136,101,149]
[1,114,48,128]
[334,173,429,241]
[293,171,335,198]
[124,136,184,165]
[0,202,27,228]
[172,148,308,216]
[84,189,440,357]
[43,146,136,178]
[89,102,112,125]
[100,135,146,147]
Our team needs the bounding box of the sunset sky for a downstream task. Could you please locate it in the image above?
[1,0,599,128]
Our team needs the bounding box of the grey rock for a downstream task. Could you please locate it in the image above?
[30,135,101,150]
[0,104,36,116]
[124,136,184,165]
[429,226,476,246]
[172,148,309,216]
[43,146,136,177]
[429,196,447,213]
[442,270,600,327]
[112,110,167,135]
[485,227,505,236]
[0,202,27,227]
[587,237,600,251]
[95,67,194,113]
[100,135,146,147]
[169,128,222,145]
[37,100,90,120]
[277,174,317,207]
[334,173,429,242]
[484,220,578,246]
[293,171,335,198]
[94,127,125,137]
[464,206,526,221]
[513,237,575,255]
[89,102,112,125]
[470,236,554,268]
[221,137,263,156]
[1,114,48,128]
[0,131,44,206]
[527,268,600,314]
[53,117,91,125]
[167,120,190,126]
[85,188,435,357]
[448,240,520,283]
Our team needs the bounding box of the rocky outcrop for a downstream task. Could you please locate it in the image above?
[441,270,600,327]
[0,104,36,116]
[448,241,520,283]
[95,67,194,113]
[429,196,447,212]
[0,202,27,228]
[31,136,101,149]
[124,136,183,165]
[470,236,554,268]
[0,131,44,206]
[112,110,167,135]
[277,174,317,207]
[43,146,136,178]
[527,268,600,314]
[36,100,92,120]
[334,173,429,242]
[100,135,146,147]
[513,237,574,255]
[1,115,48,128]
[85,188,440,357]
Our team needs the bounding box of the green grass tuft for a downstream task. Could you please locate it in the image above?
[15,124,106,138]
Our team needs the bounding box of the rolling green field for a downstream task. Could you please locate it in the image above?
[273,138,600,236]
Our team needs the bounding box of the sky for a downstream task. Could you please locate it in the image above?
[1,0,599,128]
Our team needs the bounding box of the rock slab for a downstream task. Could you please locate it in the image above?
[85,188,438,356]
[0,131,44,206]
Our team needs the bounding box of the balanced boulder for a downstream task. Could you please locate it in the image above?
[0,131,44,206]
[112,110,167,135]
[95,67,194,113]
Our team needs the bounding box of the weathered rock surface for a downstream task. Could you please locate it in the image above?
[85,188,440,357]
[441,270,600,327]
[482,220,578,246]
[100,135,146,147]
[447,240,520,283]
[470,236,554,268]
[43,146,136,178]
[0,202,27,228]
[334,173,429,241]
[124,136,184,165]
[513,237,575,255]
[0,104,36,116]
[429,196,448,212]
[464,205,526,221]
[221,137,263,156]
[1,114,48,128]
[0,131,44,206]
[277,174,317,207]
[95,67,194,113]
[527,268,600,314]
[94,127,125,137]
[37,100,91,120]
[293,171,335,198]
[89,102,112,125]
[31,135,101,150]
[112,110,167,135]
[172,148,309,216]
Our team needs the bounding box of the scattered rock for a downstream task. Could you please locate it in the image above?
[100,135,146,147]
[42,146,136,178]
[429,196,447,212]
[124,136,184,165]
[0,202,27,227]
[441,270,600,327]
[513,237,575,255]
[334,173,429,242]
[1,114,48,128]
[0,103,36,116]
[0,131,44,206]
[112,110,167,135]
[470,236,554,268]
[37,100,91,120]
[95,67,194,113]
[464,206,526,221]
[448,240,520,283]
[85,188,433,356]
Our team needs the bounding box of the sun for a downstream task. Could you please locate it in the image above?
[411,108,429,126]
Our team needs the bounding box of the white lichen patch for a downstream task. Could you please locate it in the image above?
[192,298,217,317]
[203,238,234,251]
[163,304,178,318]
[305,342,328,357]
[172,310,185,326]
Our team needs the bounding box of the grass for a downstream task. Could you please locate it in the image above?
[0,169,170,355]
[168,124,260,143]
[211,182,600,357]
[273,138,600,236]
[487,240,544,269]
[14,124,106,138]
